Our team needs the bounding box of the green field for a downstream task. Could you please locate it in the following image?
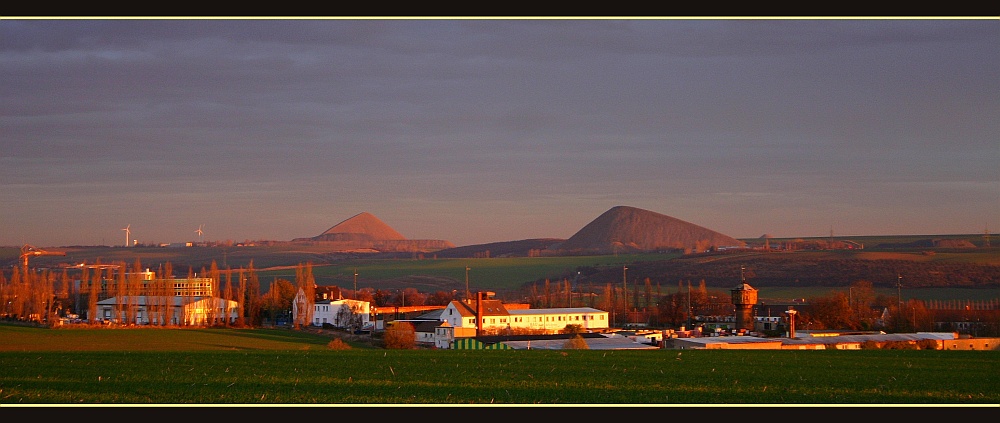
[1,325,997,405]
[253,254,999,302]
[257,254,672,292]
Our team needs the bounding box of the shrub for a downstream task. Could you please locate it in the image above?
[327,338,352,350]
[882,340,917,350]
[383,322,415,350]
[562,324,584,335]
[861,340,881,350]
[916,339,939,350]
[563,334,589,350]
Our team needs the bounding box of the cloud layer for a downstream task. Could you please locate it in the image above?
[2,19,997,247]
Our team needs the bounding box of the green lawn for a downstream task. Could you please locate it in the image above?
[1,324,997,405]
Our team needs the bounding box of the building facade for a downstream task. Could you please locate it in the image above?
[292,287,372,330]
[95,295,239,326]
[433,297,610,348]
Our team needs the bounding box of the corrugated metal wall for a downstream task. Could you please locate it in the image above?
[452,338,511,350]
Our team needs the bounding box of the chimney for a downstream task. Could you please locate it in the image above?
[476,291,484,337]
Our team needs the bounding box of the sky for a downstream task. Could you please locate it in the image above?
[2,18,998,248]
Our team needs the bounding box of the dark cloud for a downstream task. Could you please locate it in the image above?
[2,18,997,246]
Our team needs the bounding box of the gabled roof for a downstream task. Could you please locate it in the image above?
[449,299,510,317]
[414,308,445,320]
[315,286,343,301]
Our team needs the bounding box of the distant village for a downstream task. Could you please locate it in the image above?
[2,263,996,351]
[3,207,997,351]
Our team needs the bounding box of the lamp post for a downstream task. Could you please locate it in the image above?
[896,274,903,332]
[622,266,628,327]
[465,266,470,300]
[354,269,358,300]
[897,274,902,308]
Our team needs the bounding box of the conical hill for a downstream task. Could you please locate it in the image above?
[556,206,743,253]
[315,212,406,241]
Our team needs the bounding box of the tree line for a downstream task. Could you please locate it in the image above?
[4,261,997,337]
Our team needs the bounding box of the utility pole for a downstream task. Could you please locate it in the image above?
[465,266,470,301]
[353,269,358,300]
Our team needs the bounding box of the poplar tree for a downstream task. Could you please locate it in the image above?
[223,268,233,326]
[236,268,247,327]
[245,260,261,326]
[208,261,221,325]
[87,267,100,324]
[163,262,175,326]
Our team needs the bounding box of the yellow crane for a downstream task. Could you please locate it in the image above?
[19,244,66,267]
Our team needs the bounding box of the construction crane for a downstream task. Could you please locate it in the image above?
[19,244,66,268]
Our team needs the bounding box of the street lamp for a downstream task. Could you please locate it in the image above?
[622,265,628,327]
[465,266,470,300]
[897,274,902,308]
[354,269,358,300]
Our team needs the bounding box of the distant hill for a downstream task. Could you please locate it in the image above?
[554,206,744,254]
[291,212,454,253]
[307,212,406,242]
[433,238,565,258]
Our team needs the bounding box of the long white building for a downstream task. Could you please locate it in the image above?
[426,295,609,348]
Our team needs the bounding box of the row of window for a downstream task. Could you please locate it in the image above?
[471,314,606,325]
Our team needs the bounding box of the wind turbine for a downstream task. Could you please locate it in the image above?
[122,224,132,247]
[195,224,204,243]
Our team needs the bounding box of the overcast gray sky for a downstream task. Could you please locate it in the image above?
[2,18,997,248]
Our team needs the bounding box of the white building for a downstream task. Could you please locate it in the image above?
[440,299,609,335]
[507,307,609,333]
[96,295,239,326]
[310,298,372,330]
[433,296,610,349]
[292,287,372,330]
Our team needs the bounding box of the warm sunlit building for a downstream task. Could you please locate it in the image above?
[95,295,239,326]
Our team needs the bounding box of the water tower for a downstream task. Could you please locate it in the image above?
[731,266,758,332]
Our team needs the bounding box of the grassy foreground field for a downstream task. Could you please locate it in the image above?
[1,325,998,405]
